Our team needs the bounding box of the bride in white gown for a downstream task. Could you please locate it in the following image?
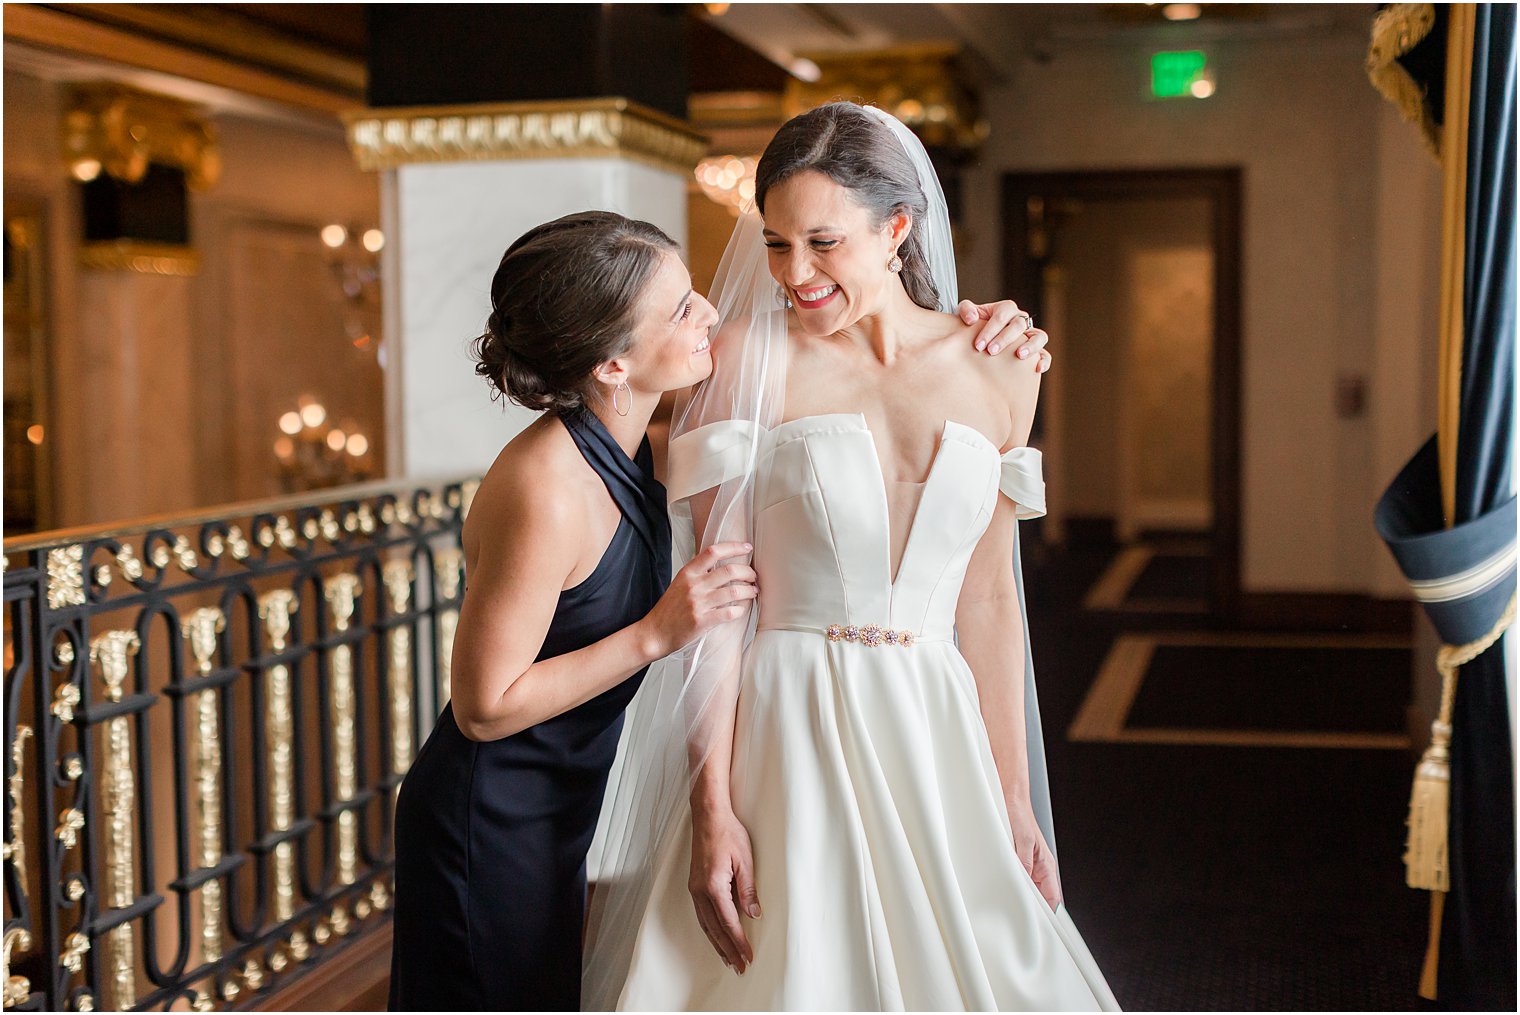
[584,102,1119,1012]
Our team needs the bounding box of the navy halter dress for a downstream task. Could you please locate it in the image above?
[389,408,671,1011]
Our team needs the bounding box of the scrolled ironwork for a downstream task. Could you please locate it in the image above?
[3,476,473,1009]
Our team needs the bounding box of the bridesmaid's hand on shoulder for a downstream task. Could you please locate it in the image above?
[957,299,1051,371]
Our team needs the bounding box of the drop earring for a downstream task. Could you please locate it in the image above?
[776,283,793,309]
[887,253,903,273]
[612,380,631,416]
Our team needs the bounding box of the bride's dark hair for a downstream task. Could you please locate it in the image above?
[473,211,678,413]
[753,102,939,312]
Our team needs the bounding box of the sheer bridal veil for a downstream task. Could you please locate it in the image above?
[582,104,1057,1008]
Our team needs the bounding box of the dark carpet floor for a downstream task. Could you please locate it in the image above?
[1024,538,1429,1011]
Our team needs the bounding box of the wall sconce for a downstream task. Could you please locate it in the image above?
[320,223,384,357]
[274,396,376,491]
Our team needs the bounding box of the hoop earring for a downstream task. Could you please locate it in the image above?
[887,253,903,273]
[776,283,793,309]
[612,380,631,417]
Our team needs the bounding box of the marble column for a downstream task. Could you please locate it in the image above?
[347,101,705,480]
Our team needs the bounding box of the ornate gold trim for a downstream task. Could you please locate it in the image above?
[325,576,361,885]
[79,241,200,277]
[1366,3,1441,160]
[62,82,221,190]
[343,98,708,174]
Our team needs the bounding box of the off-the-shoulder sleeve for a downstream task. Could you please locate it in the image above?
[999,446,1046,519]
[666,420,764,503]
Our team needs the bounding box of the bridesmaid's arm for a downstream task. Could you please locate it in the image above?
[450,456,755,742]
[448,464,666,742]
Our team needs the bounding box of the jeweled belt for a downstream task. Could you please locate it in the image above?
[754,622,947,646]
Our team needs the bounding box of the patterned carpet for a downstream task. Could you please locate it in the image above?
[1024,536,1428,1011]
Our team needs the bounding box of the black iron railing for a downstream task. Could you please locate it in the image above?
[2,477,477,1011]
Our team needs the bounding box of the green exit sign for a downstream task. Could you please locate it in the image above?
[1152,50,1209,98]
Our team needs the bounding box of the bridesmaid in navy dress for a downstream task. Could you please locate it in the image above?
[389,212,754,1011]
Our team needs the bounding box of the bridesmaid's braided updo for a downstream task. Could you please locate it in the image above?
[473,211,679,413]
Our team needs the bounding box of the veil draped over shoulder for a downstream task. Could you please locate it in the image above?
[582,105,1057,1008]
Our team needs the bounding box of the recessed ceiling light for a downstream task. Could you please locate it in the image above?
[1163,3,1202,21]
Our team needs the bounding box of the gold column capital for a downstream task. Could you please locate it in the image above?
[342,97,708,174]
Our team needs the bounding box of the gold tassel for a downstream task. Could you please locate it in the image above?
[1404,719,1452,891]
[1403,593,1516,893]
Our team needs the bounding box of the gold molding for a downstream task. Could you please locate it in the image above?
[62,82,221,190]
[343,98,709,174]
[79,241,200,277]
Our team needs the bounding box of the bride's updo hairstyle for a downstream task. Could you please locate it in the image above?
[754,102,939,312]
[473,210,678,412]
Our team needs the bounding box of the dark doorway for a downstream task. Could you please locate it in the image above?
[1003,168,1242,619]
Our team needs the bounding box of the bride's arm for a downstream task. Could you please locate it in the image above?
[955,502,1059,910]
[953,361,1061,909]
[682,480,762,974]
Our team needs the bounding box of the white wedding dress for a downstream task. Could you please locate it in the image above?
[603,412,1119,1011]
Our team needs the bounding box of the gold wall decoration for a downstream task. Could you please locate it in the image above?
[434,548,464,708]
[344,98,708,175]
[6,726,32,889]
[182,607,226,965]
[382,562,415,784]
[257,590,299,924]
[325,575,362,885]
[786,45,988,155]
[61,83,221,190]
[90,630,141,1011]
[47,546,85,610]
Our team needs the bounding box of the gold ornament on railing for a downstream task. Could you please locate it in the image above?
[183,608,227,967]
[6,726,32,890]
[383,562,415,787]
[434,549,465,709]
[90,630,141,1011]
[258,590,300,927]
[326,575,362,887]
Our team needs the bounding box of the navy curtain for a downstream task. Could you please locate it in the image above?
[1439,4,1516,1008]
[1373,3,1517,1008]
